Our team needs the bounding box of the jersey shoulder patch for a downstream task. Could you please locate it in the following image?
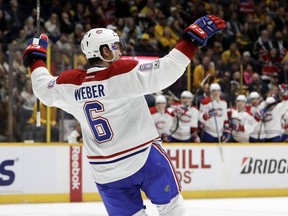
[56,69,87,85]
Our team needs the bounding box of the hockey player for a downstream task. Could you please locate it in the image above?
[261,96,284,142]
[150,95,173,142]
[230,95,257,142]
[22,15,226,216]
[248,91,266,142]
[170,90,200,142]
[199,83,230,142]
[279,84,288,141]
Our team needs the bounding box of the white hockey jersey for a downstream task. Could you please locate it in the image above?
[282,111,288,137]
[30,41,196,184]
[263,100,288,139]
[230,108,257,142]
[248,103,266,139]
[170,105,199,141]
[150,107,173,137]
[199,97,228,137]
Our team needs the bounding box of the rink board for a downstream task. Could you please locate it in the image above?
[0,143,288,204]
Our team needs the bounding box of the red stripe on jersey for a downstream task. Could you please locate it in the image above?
[175,40,197,60]
[56,59,139,85]
[87,137,159,159]
[152,143,182,191]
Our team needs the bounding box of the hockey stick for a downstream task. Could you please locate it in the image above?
[211,99,224,161]
[36,0,41,127]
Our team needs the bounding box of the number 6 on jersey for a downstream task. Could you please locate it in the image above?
[84,101,114,143]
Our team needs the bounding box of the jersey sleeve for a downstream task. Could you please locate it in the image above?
[30,60,68,110]
[113,41,196,97]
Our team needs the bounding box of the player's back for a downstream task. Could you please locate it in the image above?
[51,61,160,183]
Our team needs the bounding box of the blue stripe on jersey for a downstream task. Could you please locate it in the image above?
[89,147,149,165]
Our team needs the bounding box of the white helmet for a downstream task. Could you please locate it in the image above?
[155,95,167,104]
[236,95,247,102]
[250,91,260,99]
[181,91,193,98]
[210,83,221,92]
[265,96,276,105]
[81,28,120,61]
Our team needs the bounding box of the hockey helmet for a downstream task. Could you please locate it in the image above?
[210,83,221,92]
[236,95,247,102]
[81,28,121,60]
[155,95,167,104]
[181,91,193,98]
[265,96,276,105]
[249,91,260,99]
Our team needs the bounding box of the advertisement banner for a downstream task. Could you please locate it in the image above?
[70,145,82,202]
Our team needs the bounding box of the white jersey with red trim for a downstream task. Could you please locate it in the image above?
[30,41,196,184]
[230,109,257,142]
[199,97,228,137]
[249,103,266,139]
[264,100,288,139]
[150,107,173,136]
[170,105,199,141]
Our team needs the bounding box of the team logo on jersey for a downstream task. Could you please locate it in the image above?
[48,80,55,89]
[139,63,153,71]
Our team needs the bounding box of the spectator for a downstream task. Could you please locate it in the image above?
[60,11,74,35]
[221,42,241,69]
[242,51,261,74]
[135,33,159,55]
[273,30,288,59]
[19,79,36,137]
[273,6,288,31]
[193,56,216,89]
[154,13,179,52]
[253,29,273,62]
[243,64,255,85]
[45,13,61,42]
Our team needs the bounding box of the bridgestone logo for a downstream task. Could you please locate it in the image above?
[241,157,288,174]
[70,146,82,202]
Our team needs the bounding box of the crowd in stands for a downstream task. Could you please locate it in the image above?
[0,0,287,142]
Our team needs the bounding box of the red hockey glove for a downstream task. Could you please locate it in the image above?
[23,33,49,68]
[183,15,226,46]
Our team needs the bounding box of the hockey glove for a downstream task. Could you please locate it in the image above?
[23,33,49,68]
[183,15,226,46]
[203,109,217,120]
